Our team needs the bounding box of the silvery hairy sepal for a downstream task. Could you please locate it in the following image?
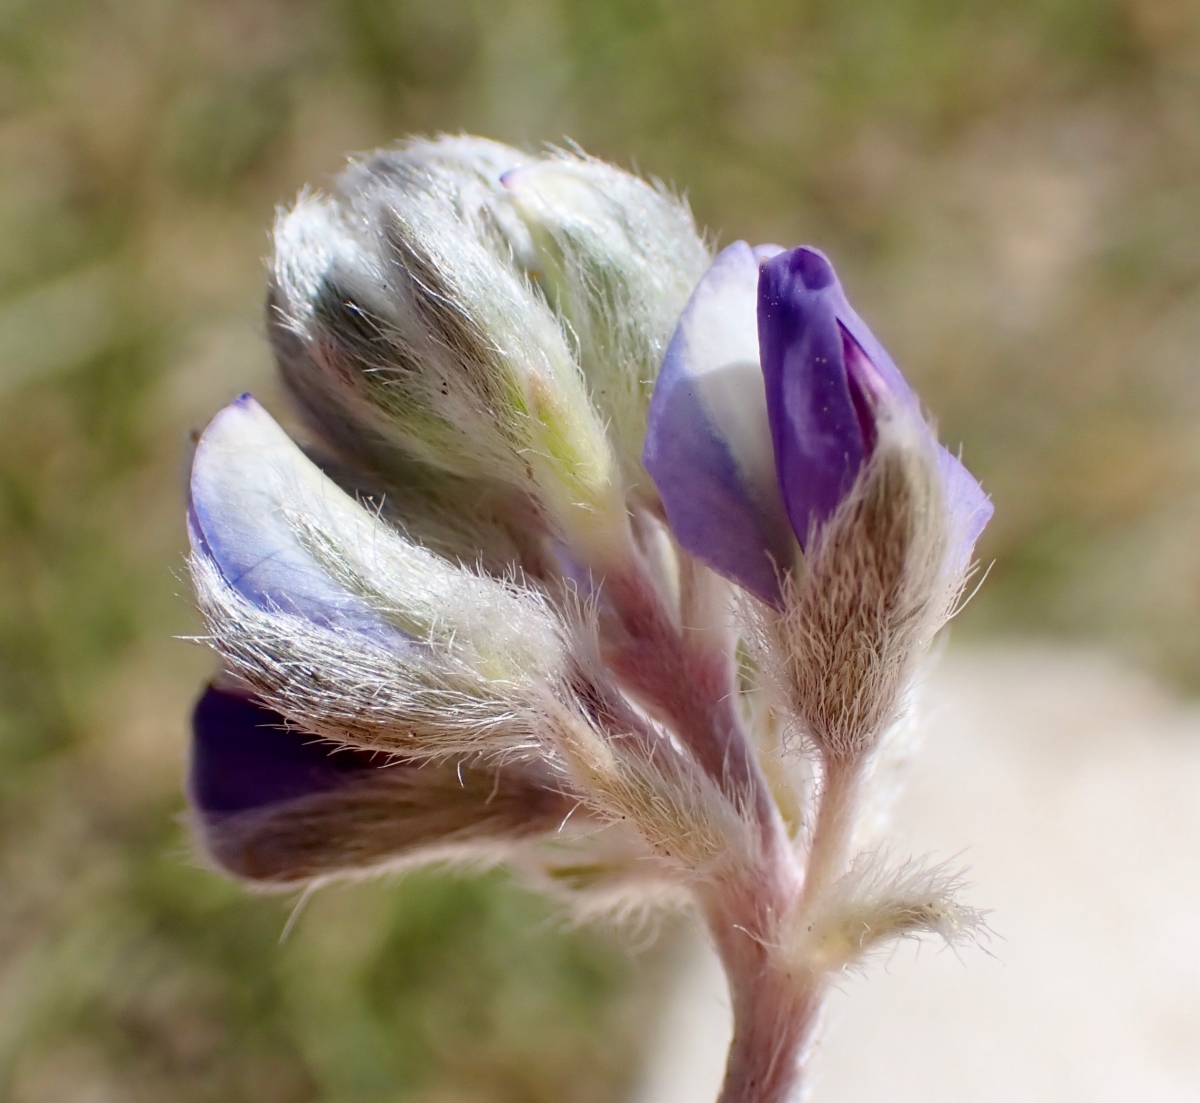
[270,136,709,571]
[502,152,711,505]
[188,395,571,759]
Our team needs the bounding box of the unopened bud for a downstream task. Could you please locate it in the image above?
[645,242,993,759]
[270,137,629,570]
[503,154,710,503]
[188,394,574,756]
[189,684,574,887]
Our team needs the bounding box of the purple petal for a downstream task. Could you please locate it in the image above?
[759,246,991,563]
[758,247,873,546]
[189,685,381,815]
[938,446,994,573]
[188,684,576,886]
[189,394,398,638]
[644,242,794,605]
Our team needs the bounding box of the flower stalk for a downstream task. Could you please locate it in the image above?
[182,136,993,1102]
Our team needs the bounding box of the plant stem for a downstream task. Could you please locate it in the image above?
[604,563,776,830]
[704,866,817,1103]
[706,756,866,1102]
[603,553,858,1102]
[799,755,862,910]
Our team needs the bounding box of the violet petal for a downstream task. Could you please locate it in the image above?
[644,242,794,605]
[758,247,873,548]
[760,246,991,564]
[189,685,381,815]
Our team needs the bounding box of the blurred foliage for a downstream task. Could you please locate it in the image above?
[2,0,1200,1098]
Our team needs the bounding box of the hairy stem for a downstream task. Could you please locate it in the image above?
[601,545,839,1102]
[603,562,776,830]
[705,757,866,1102]
[719,965,822,1103]
[704,864,816,1103]
[800,755,862,911]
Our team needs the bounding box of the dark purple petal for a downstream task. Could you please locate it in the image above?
[644,243,794,605]
[759,245,991,563]
[188,685,381,815]
[758,247,872,547]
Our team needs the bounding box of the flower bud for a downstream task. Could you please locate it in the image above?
[189,684,574,887]
[645,242,993,759]
[502,154,710,502]
[757,247,992,759]
[269,137,629,570]
[188,394,573,756]
[644,242,992,607]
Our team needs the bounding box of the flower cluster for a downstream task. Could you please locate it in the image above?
[185,136,992,1103]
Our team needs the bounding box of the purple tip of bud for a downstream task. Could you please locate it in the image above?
[188,394,401,641]
[189,685,382,816]
[759,245,992,560]
[758,247,886,548]
[647,241,992,600]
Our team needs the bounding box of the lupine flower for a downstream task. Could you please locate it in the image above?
[644,241,992,606]
[644,240,993,802]
[189,684,575,885]
[185,135,993,1103]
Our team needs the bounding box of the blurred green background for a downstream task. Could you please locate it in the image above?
[1,0,1198,1099]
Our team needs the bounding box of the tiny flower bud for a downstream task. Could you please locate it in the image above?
[503,154,710,502]
[269,137,629,571]
[189,395,575,757]
[189,684,574,887]
[757,248,991,759]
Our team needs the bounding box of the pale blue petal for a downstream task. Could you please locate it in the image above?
[644,243,793,604]
[189,394,400,639]
[937,446,994,574]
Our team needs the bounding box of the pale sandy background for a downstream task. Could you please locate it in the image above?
[636,644,1200,1103]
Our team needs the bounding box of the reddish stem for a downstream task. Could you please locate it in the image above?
[703,861,816,1103]
[603,564,776,833]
